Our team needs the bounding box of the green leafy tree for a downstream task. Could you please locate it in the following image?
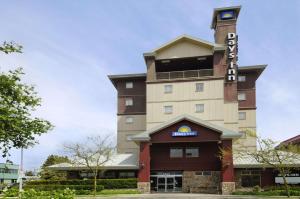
[0,41,53,157]
[220,130,300,198]
[40,155,70,180]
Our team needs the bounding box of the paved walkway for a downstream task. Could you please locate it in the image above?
[76,193,300,199]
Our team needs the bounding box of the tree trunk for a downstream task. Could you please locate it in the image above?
[93,170,97,197]
[281,169,290,198]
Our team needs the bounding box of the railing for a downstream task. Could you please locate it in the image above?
[156,69,213,80]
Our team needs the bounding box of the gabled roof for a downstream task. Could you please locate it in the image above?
[131,114,241,141]
[143,34,226,57]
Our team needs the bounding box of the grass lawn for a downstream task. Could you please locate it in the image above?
[76,189,140,197]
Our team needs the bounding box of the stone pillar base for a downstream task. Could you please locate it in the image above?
[221,182,235,195]
[137,182,150,193]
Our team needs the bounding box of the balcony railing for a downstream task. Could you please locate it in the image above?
[156,69,213,80]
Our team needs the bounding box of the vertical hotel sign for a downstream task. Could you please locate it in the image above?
[227,33,238,81]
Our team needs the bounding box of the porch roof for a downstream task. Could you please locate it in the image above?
[48,153,139,170]
[131,114,241,141]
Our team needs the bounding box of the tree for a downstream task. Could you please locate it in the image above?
[0,41,53,157]
[64,135,115,196]
[40,155,70,180]
[25,170,35,176]
[221,130,300,197]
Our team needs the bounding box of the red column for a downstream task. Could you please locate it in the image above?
[221,140,234,182]
[138,142,150,182]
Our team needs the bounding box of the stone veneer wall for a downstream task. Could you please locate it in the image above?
[183,171,221,193]
[221,182,235,195]
[137,182,150,193]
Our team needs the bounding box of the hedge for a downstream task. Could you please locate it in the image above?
[25,178,137,189]
[25,185,104,192]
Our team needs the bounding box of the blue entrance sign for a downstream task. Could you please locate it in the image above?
[171,125,198,137]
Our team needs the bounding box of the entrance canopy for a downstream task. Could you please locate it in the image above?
[131,114,241,142]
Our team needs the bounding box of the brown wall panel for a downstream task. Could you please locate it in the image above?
[237,72,256,89]
[150,120,221,143]
[150,142,221,171]
[238,89,256,108]
[115,78,146,115]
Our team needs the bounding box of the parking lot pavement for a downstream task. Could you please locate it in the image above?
[76,193,300,199]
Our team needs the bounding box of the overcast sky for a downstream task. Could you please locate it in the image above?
[0,0,300,170]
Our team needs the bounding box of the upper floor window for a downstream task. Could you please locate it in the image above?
[164,85,173,93]
[125,98,133,106]
[164,105,173,114]
[125,117,133,124]
[239,112,246,120]
[170,148,183,158]
[195,104,204,113]
[238,92,246,101]
[195,83,204,92]
[185,148,199,158]
[126,82,133,89]
[238,76,246,82]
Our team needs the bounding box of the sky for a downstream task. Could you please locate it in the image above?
[0,0,300,170]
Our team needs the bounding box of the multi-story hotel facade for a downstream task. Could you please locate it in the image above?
[108,6,266,194]
[50,6,299,194]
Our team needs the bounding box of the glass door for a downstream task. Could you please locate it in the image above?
[166,177,175,192]
[157,177,166,192]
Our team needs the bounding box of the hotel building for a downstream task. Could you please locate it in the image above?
[108,5,266,194]
[50,6,300,194]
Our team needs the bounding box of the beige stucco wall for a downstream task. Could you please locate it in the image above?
[146,79,236,130]
[156,40,213,59]
[238,110,256,128]
[117,115,146,154]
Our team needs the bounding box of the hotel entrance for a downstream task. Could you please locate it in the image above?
[150,171,182,192]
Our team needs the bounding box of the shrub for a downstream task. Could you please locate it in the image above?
[3,187,19,197]
[3,188,75,199]
[26,178,137,189]
[25,184,104,192]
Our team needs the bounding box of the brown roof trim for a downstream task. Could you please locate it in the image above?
[238,107,257,110]
[108,73,146,88]
[238,65,267,79]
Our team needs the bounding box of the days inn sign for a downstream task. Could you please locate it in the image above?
[227,32,238,81]
[171,125,198,137]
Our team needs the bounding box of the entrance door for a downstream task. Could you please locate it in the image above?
[166,177,175,192]
[157,177,166,192]
[156,176,175,192]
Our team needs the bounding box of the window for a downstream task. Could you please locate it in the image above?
[164,85,173,93]
[170,148,183,158]
[196,171,212,176]
[126,82,133,89]
[239,112,246,120]
[195,83,204,92]
[238,92,246,101]
[241,170,261,187]
[125,98,133,106]
[119,171,135,178]
[185,148,199,157]
[239,131,247,139]
[195,104,204,113]
[238,76,246,82]
[125,117,133,124]
[164,106,173,114]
